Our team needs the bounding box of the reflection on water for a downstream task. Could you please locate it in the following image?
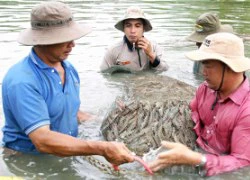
[1,149,77,180]
[0,0,250,179]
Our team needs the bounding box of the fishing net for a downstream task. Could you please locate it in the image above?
[101,75,198,154]
[99,75,200,175]
[101,98,198,156]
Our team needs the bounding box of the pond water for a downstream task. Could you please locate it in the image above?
[1,0,250,179]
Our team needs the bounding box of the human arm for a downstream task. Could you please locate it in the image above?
[77,110,95,123]
[137,37,156,62]
[203,115,250,176]
[189,84,250,176]
[149,141,203,171]
[137,37,168,71]
[150,98,250,176]
[4,74,133,165]
[29,125,134,165]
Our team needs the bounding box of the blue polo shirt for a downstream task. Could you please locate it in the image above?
[2,48,80,153]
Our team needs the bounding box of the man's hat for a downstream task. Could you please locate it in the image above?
[115,6,152,32]
[186,32,250,73]
[18,1,92,45]
[186,12,233,43]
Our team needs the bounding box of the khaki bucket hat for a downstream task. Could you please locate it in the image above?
[186,12,234,43]
[185,32,250,73]
[18,1,92,46]
[115,6,152,32]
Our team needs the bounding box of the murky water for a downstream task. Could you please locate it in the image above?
[1,0,250,179]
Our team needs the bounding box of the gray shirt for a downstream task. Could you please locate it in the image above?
[100,39,168,72]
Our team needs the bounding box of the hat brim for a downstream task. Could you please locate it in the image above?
[18,21,92,45]
[186,24,234,43]
[115,18,152,32]
[185,50,250,72]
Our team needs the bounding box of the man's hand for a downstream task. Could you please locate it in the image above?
[103,141,134,165]
[137,37,156,62]
[77,110,95,123]
[149,141,202,172]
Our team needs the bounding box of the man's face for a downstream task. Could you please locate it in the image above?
[39,41,75,65]
[201,60,225,90]
[123,19,144,43]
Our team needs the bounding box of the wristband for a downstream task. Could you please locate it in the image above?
[196,155,207,177]
[150,56,160,67]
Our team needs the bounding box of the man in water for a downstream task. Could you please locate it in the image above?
[100,6,168,73]
[1,1,134,166]
[149,33,250,176]
[186,12,233,75]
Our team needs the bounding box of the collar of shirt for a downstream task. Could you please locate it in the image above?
[204,77,250,106]
[123,35,139,51]
[29,48,70,70]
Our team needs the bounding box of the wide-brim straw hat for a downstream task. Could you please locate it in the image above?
[18,1,92,46]
[186,32,250,73]
[186,12,234,43]
[115,6,152,32]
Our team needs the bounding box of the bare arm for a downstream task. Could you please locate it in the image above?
[29,125,134,165]
[150,126,250,176]
[77,110,95,123]
[149,141,203,171]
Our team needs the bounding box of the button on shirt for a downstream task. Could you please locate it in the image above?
[2,48,80,153]
[190,78,250,176]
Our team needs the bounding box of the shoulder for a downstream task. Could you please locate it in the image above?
[193,82,213,103]
[239,94,250,113]
[103,39,126,60]
[106,39,125,52]
[2,58,42,98]
[3,57,36,85]
[236,97,250,126]
[190,82,207,108]
[196,82,208,94]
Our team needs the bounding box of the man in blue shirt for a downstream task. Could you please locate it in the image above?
[2,1,134,166]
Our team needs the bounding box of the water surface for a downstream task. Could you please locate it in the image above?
[0,0,250,179]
